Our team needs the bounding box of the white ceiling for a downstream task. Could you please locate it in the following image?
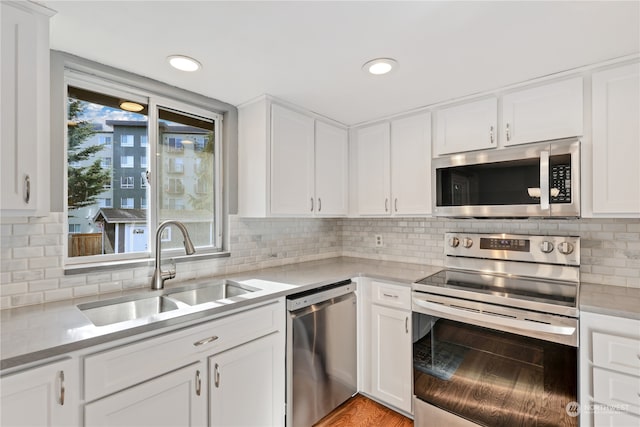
[42,1,639,125]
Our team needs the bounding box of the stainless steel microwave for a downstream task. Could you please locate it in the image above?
[433,138,580,218]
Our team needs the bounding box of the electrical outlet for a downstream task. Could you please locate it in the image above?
[375,234,383,247]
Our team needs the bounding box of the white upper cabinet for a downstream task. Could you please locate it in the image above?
[315,121,349,216]
[270,104,315,215]
[390,113,432,215]
[591,63,640,216]
[238,97,348,217]
[0,1,53,216]
[502,77,583,147]
[435,97,497,155]
[353,113,432,216]
[354,123,392,215]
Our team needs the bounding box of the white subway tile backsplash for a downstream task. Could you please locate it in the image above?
[0,213,638,309]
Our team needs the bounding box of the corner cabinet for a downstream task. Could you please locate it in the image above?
[352,112,431,216]
[0,358,79,427]
[590,63,640,216]
[238,97,348,217]
[580,311,640,427]
[0,1,53,217]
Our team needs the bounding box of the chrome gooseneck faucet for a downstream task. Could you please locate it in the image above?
[151,220,196,290]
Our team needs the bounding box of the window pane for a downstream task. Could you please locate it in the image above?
[158,108,216,250]
[67,85,149,257]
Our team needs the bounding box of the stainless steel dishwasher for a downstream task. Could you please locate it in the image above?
[286,280,357,427]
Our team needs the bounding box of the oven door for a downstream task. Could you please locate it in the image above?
[412,294,578,427]
[433,138,580,217]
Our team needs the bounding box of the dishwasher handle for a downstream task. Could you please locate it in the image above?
[287,281,355,311]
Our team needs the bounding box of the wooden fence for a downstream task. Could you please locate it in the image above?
[69,233,102,257]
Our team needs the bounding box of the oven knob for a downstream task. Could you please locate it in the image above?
[462,238,473,248]
[558,241,574,255]
[449,237,460,248]
[540,241,555,253]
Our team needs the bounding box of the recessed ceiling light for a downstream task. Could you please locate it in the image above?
[362,58,397,75]
[119,101,145,112]
[167,55,202,72]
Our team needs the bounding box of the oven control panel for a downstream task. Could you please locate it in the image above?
[445,232,580,266]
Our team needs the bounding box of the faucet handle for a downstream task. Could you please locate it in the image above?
[162,258,176,280]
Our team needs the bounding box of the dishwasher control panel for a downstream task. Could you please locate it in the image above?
[286,280,355,311]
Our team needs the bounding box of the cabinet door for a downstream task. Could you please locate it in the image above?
[371,304,412,414]
[435,97,497,155]
[315,121,348,216]
[391,113,432,215]
[270,104,315,215]
[502,77,583,146]
[209,332,285,427]
[355,123,391,215]
[84,362,206,427]
[1,358,78,427]
[592,63,640,215]
[1,3,39,213]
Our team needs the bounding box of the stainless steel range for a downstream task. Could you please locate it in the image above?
[412,232,580,427]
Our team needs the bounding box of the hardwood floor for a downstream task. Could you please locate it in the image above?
[314,394,413,427]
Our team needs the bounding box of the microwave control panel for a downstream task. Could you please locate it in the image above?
[550,164,571,203]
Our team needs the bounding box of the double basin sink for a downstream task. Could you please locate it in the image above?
[78,280,259,327]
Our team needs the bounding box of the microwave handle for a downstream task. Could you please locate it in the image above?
[540,150,550,211]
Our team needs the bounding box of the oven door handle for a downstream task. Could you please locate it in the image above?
[413,299,576,336]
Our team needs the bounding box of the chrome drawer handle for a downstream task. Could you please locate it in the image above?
[194,336,218,347]
[58,371,65,406]
[382,293,398,298]
[214,363,220,388]
[195,370,202,396]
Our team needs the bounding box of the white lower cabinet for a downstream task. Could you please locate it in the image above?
[359,279,413,415]
[84,363,206,427]
[580,311,640,427]
[81,299,286,427]
[209,333,284,426]
[0,358,79,427]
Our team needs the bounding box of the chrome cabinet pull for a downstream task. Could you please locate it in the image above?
[24,175,31,204]
[505,123,511,142]
[384,198,389,212]
[310,198,314,212]
[58,371,65,406]
[193,335,218,347]
[394,198,398,212]
[195,370,202,396]
[382,293,398,298]
[489,126,495,144]
[318,198,321,212]
[405,317,409,334]
[214,363,220,388]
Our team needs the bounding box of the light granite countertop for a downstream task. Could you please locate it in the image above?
[2,255,638,371]
[0,257,439,371]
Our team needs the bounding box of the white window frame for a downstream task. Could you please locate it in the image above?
[120,176,134,189]
[64,71,223,267]
[121,197,134,209]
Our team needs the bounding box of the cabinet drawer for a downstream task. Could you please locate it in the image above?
[371,281,411,310]
[593,367,640,416]
[84,299,284,401]
[593,331,640,376]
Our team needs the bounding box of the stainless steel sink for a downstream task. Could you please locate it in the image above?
[167,281,259,306]
[79,296,180,326]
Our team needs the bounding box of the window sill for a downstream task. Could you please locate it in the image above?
[64,251,231,276]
